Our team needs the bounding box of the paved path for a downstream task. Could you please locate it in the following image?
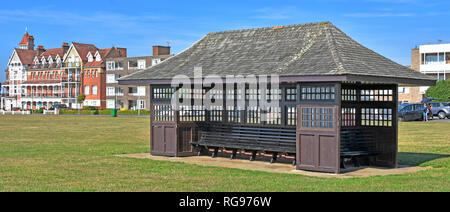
[117,153,430,178]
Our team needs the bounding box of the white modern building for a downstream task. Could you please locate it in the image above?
[399,43,450,104]
[417,43,450,95]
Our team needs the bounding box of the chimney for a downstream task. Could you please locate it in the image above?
[37,45,45,56]
[118,48,127,57]
[411,48,420,72]
[153,46,170,56]
[62,42,69,54]
[27,36,35,50]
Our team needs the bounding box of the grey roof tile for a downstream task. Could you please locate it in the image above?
[119,22,435,84]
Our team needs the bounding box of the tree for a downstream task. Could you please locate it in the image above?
[425,80,450,102]
[77,94,86,115]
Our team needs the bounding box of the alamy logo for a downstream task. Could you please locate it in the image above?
[170,66,280,121]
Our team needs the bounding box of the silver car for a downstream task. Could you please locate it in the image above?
[430,102,450,119]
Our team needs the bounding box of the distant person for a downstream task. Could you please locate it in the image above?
[428,103,433,120]
[423,103,429,122]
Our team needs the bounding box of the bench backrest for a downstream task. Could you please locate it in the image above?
[198,124,296,151]
[340,130,376,153]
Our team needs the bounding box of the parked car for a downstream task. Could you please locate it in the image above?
[398,103,409,111]
[49,104,68,110]
[429,102,450,119]
[398,103,425,121]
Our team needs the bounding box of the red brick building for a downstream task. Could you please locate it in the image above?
[82,47,127,109]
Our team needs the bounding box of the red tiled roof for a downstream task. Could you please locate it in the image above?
[19,32,33,45]
[72,42,98,61]
[98,48,111,56]
[31,63,62,70]
[84,61,104,67]
[40,48,65,60]
[15,49,36,65]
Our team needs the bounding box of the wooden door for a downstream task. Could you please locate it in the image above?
[150,104,177,156]
[151,124,177,156]
[296,106,340,173]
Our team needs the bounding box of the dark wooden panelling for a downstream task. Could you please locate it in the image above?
[297,134,315,169]
[296,105,340,173]
[340,83,398,168]
[319,135,338,169]
[151,124,177,156]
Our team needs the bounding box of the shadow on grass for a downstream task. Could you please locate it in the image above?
[398,152,450,166]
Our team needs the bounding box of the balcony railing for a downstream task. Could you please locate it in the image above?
[63,62,81,68]
[61,78,81,82]
[22,94,69,98]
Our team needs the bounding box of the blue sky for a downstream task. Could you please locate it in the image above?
[1,0,450,82]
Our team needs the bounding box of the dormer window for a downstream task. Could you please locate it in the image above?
[87,52,94,62]
[56,57,61,64]
[94,51,102,62]
[41,58,46,65]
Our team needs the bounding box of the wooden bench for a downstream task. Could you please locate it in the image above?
[191,124,296,165]
[340,130,379,168]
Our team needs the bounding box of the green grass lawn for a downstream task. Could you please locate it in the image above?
[0,115,448,192]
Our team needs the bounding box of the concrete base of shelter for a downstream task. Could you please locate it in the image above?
[117,153,431,178]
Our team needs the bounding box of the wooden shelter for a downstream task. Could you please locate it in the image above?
[119,22,435,173]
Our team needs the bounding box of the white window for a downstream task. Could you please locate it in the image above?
[88,54,94,62]
[75,56,80,67]
[106,100,115,109]
[138,60,146,69]
[152,58,161,66]
[137,86,146,96]
[419,86,429,95]
[398,87,410,94]
[138,100,145,109]
[117,87,124,96]
[128,60,138,69]
[106,61,115,70]
[107,87,115,96]
[92,86,98,95]
[85,86,90,95]
[106,74,117,83]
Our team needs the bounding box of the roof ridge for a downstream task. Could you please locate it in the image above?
[208,22,331,35]
[324,24,346,74]
[72,42,95,46]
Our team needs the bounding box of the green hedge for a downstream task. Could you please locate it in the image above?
[32,108,45,114]
[425,80,450,102]
[59,109,150,116]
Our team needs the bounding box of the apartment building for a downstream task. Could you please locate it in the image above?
[82,47,127,109]
[1,30,169,111]
[105,46,172,110]
[20,43,68,109]
[399,44,450,104]
[1,30,36,110]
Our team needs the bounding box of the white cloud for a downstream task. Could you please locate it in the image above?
[0,9,170,29]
